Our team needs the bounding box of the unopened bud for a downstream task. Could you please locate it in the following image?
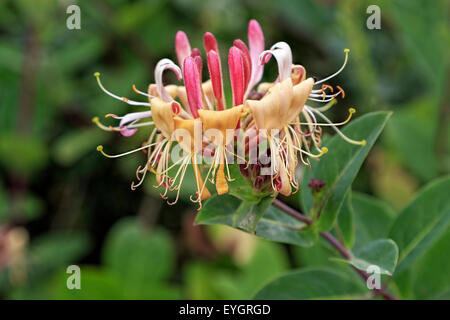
[308,178,325,193]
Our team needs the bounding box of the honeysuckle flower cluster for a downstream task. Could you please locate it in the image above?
[93,20,365,208]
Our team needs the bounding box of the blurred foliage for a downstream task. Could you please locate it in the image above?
[0,0,448,299]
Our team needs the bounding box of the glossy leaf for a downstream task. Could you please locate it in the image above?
[334,239,399,276]
[388,176,450,274]
[412,230,450,299]
[253,268,366,299]
[301,111,392,231]
[352,192,396,251]
[196,195,316,247]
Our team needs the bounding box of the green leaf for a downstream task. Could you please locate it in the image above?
[228,163,263,202]
[334,239,399,276]
[196,194,316,247]
[253,268,366,299]
[352,192,396,251]
[102,218,175,295]
[388,176,450,274]
[388,0,448,89]
[301,111,392,231]
[232,196,274,232]
[412,230,450,299]
[336,191,354,248]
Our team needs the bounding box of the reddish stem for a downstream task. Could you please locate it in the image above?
[272,199,398,300]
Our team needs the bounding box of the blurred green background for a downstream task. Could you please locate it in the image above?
[0,0,448,299]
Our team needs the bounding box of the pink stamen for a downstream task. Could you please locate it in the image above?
[233,39,252,90]
[183,56,203,118]
[228,46,245,106]
[175,31,192,69]
[207,50,224,110]
[203,32,219,54]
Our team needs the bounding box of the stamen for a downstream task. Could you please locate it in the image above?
[92,117,114,131]
[93,72,151,106]
[315,99,337,112]
[132,84,151,97]
[315,49,350,85]
[311,107,366,146]
[293,146,328,158]
[294,108,355,126]
[96,142,157,159]
[336,85,345,98]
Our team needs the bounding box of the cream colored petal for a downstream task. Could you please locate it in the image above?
[150,97,176,138]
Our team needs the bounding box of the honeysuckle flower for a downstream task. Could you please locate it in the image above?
[93,20,265,208]
[243,43,365,196]
[92,19,365,208]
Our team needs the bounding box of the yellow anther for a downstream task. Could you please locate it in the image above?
[361,140,366,146]
[321,147,328,154]
[349,108,356,114]
[94,72,100,77]
[92,117,99,123]
[96,145,103,152]
[344,49,350,53]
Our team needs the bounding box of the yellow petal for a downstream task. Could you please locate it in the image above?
[216,162,229,195]
[277,157,292,196]
[246,78,293,131]
[287,77,314,123]
[173,118,202,153]
[192,160,211,201]
[198,105,244,145]
[150,97,177,138]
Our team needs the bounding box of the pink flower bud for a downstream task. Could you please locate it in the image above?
[183,56,204,118]
[175,31,192,68]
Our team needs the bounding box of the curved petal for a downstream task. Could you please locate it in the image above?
[154,59,182,102]
[259,41,292,81]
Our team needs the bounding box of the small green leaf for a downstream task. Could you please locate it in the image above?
[232,196,273,232]
[334,239,399,276]
[228,163,262,202]
[388,176,450,274]
[253,268,366,299]
[196,195,315,247]
[301,111,392,231]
